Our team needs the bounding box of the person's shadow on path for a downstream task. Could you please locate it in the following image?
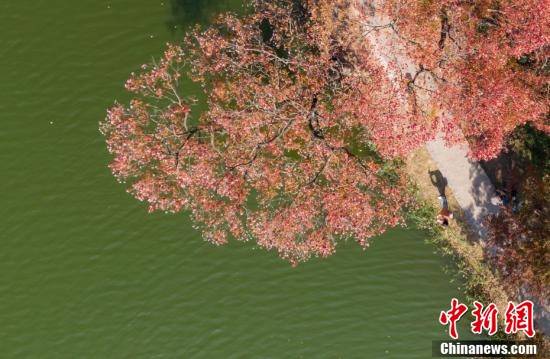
[428,170,448,197]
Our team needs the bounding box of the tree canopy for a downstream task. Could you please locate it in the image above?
[379,0,549,159]
[101,0,419,263]
[101,0,549,263]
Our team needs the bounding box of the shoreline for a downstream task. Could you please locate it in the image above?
[406,148,549,353]
[405,148,512,328]
[352,1,547,341]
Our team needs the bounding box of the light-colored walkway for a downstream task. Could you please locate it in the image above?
[357,0,500,238]
[426,137,500,237]
[356,1,549,335]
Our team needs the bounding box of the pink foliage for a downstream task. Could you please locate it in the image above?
[101,0,415,263]
[380,0,549,160]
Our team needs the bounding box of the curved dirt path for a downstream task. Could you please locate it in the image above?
[354,0,549,334]
[356,0,500,238]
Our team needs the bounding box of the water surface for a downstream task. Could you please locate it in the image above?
[0,1,469,357]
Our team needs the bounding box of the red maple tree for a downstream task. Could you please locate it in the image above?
[485,174,549,303]
[377,0,549,159]
[102,0,549,262]
[101,0,422,263]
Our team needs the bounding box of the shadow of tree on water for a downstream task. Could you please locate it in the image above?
[166,0,246,31]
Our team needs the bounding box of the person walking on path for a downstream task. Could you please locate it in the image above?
[437,195,453,226]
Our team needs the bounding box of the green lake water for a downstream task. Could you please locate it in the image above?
[0,1,471,357]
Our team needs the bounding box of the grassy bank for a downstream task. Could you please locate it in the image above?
[405,147,548,357]
[404,148,510,319]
